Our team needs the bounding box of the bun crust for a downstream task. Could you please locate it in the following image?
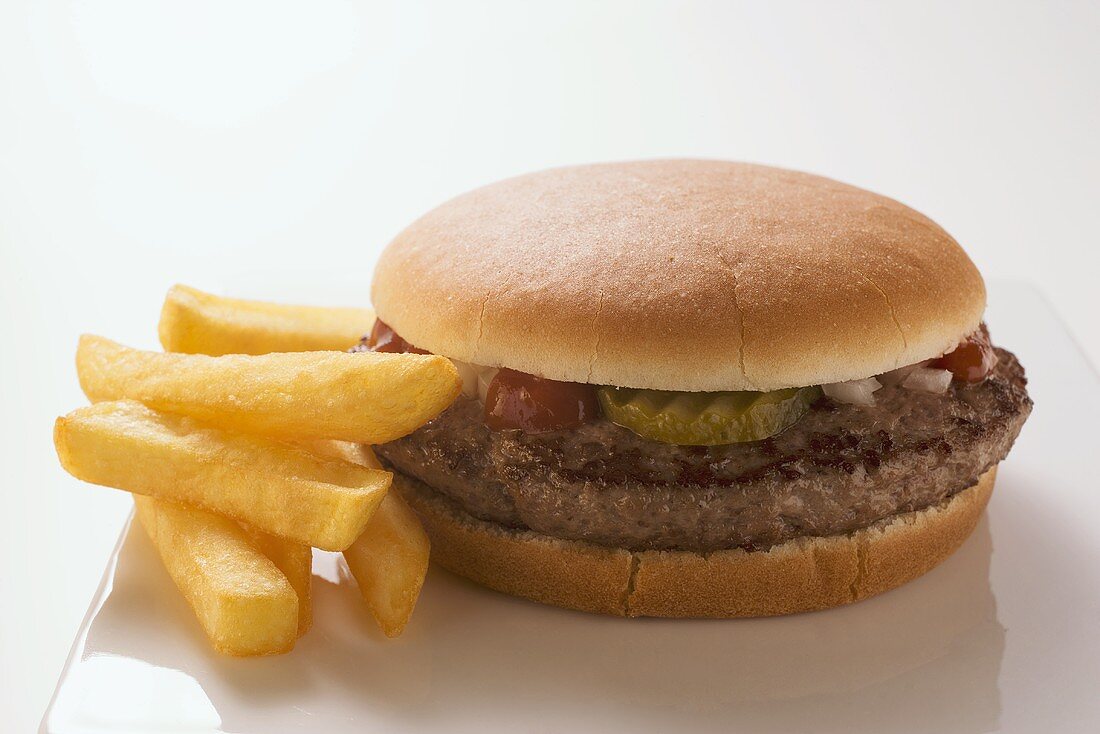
[396,466,997,617]
[372,160,985,391]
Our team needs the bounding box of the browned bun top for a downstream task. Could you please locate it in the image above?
[372,160,985,391]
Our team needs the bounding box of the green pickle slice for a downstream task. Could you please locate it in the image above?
[596,385,821,446]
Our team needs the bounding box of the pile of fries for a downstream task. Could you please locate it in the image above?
[54,285,460,656]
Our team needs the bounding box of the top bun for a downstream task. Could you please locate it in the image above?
[372,160,985,392]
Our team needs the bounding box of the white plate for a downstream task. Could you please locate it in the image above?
[40,284,1100,733]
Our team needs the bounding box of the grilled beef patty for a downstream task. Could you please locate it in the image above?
[377,348,1031,552]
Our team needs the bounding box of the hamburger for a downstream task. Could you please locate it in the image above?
[362,159,1031,617]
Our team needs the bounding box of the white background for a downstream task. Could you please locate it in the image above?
[1,2,1098,731]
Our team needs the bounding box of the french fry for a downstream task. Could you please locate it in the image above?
[313,441,431,638]
[300,438,383,469]
[55,400,390,551]
[243,527,313,637]
[133,495,298,656]
[76,334,461,444]
[148,295,436,637]
[159,284,374,355]
[343,491,431,637]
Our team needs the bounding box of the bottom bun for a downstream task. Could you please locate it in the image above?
[396,466,997,618]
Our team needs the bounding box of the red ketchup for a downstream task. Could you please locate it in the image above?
[361,322,598,432]
[933,323,997,383]
[484,368,599,433]
[364,320,429,354]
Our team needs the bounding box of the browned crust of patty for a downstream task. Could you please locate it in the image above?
[397,465,996,618]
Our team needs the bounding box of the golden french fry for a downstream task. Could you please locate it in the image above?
[343,492,431,637]
[243,527,313,637]
[55,400,390,551]
[159,284,374,356]
[133,495,298,656]
[76,334,461,444]
[321,442,431,638]
[300,438,382,468]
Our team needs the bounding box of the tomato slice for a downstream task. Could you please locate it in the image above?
[484,369,599,432]
[364,320,429,354]
[933,323,997,383]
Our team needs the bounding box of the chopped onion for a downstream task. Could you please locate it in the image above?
[822,377,883,406]
[477,367,499,403]
[451,360,479,399]
[450,361,500,402]
[901,367,953,394]
[877,361,930,387]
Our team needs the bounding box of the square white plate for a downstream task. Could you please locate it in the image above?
[41,284,1100,733]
